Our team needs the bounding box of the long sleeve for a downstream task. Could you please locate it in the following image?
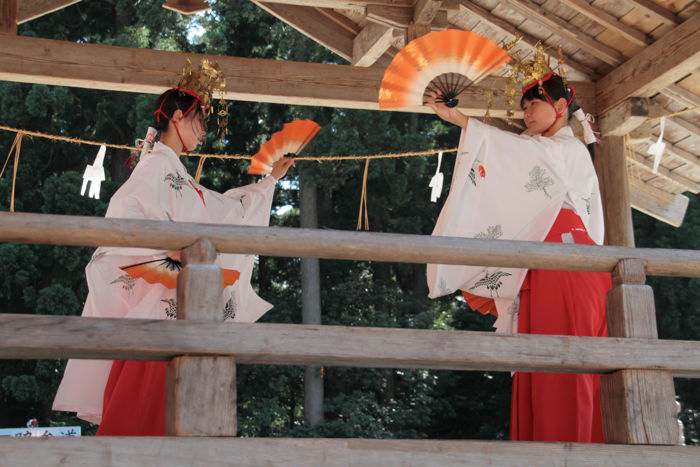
[427,119,592,334]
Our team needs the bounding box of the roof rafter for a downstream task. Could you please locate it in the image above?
[17,0,80,24]
[253,2,356,61]
[596,13,700,114]
[503,0,624,65]
[626,151,699,194]
[557,0,651,47]
[629,177,688,227]
[455,0,597,79]
[352,22,400,66]
[627,0,679,27]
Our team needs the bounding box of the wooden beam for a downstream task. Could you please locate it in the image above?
[0,0,17,34]
[630,177,689,228]
[16,0,79,24]
[2,437,699,467]
[254,2,355,60]
[627,150,700,194]
[366,4,413,28]
[455,0,597,79]
[2,314,700,377]
[599,97,650,136]
[596,13,700,114]
[596,136,635,246]
[631,132,700,169]
[0,34,570,116]
[660,84,700,108]
[249,0,412,9]
[666,115,700,138]
[504,0,624,65]
[558,0,651,47]
[167,239,236,437]
[628,0,679,27]
[413,0,443,23]
[601,260,681,444]
[352,22,400,66]
[0,212,699,277]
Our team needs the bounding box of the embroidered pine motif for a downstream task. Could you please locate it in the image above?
[223,295,238,321]
[110,274,136,294]
[161,298,178,319]
[164,171,187,196]
[469,271,512,298]
[468,159,486,186]
[524,166,554,199]
[474,224,503,240]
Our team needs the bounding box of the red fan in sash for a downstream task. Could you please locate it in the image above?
[120,255,240,289]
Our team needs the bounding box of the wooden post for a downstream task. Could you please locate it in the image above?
[300,177,324,426]
[166,239,237,436]
[0,0,17,34]
[595,136,635,247]
[601,259,680,444]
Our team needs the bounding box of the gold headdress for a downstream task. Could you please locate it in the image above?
[502,42,568,117]
[175,59,229,139]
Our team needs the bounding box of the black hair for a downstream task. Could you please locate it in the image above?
[152,89,204,133]
[520,74,594,161]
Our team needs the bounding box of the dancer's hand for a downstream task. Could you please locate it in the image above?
[271,157,294,180]
[425,90,469,128]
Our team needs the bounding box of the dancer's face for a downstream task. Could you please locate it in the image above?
[522,97,567,136]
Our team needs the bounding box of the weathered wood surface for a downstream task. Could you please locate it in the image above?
[352,22,399,66]
[166,356,237,436]
[0,0,17,34]
[0,33,595,116]
[1,314,699,377]
[1,437,699,466]
[254,2,356,60]
[1,212,699,277]
[596,13,700,113]
[17,0,80,24]
[176,239,223,322]
[598,97,650,137]
[596,136,635,247]
[629,177,689,228]
[601,259,681,444]
[166,239,236,436]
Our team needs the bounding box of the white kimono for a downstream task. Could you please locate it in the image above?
[53,142,277,423]
[427,119,604,334]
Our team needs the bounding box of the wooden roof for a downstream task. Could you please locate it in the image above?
[5,0,700,227]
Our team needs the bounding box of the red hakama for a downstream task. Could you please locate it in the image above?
[96,360,167,436]
[510,208,610,442]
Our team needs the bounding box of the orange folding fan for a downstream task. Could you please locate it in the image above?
[378,30,511,109]
[248,120,321,175]
[120,256,240,289]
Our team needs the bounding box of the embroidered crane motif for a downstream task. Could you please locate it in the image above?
[164,171,187,195]
[469,271,512,298]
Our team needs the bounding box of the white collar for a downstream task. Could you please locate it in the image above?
[152,141,179,160]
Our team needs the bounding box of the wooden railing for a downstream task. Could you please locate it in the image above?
[0,211,698,466]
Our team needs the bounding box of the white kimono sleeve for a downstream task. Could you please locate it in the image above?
[204,176,278,323]
[427,119,571,334]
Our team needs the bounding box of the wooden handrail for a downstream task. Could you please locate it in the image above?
[1,314,699,377]
[0,437,698,466]
[0,212,699,277]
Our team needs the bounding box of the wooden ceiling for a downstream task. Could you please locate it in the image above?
[4,0,700,227]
